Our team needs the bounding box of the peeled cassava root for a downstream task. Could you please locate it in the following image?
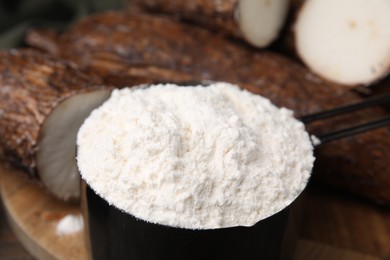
[132,0,289,48]
[26,11,390,205]
[293,0,390,86]
[0,49,111,201]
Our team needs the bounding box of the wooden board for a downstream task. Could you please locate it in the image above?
[0,164,88,260]
[299,184,390,258]
[0,164,382,260]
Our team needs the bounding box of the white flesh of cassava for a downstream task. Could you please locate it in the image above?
[238,0,289,47]
[295,0,390,86]
[36,90,111,201]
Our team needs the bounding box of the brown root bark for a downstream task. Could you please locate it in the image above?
[25,28,61,56]
[132,0,241,40]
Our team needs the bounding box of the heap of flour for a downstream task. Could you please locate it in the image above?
[77,82,315,229]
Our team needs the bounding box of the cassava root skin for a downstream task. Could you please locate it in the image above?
[0,49,110,200]
[55,10,338,112]
[25,28,61,56]
[132,0,241,40]
[47,11,390,205]
[132,0,289,48]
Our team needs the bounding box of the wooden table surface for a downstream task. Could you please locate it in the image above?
[0,179,389,260]
[299,183,390,259]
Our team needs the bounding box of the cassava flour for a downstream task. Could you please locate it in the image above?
[77,82,315,229]
[56,214,84,236]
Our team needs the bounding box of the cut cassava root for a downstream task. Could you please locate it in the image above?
[132,0,289,48]
[36,92,110,200]
[294,0,390,86]
[0,49,111,201]
[239,0,289,47]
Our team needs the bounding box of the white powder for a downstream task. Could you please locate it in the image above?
[311,135,322,147]
[56,214,84,236]
[77,82,315,229]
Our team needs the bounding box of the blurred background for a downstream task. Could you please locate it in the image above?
[0,0,123,48]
